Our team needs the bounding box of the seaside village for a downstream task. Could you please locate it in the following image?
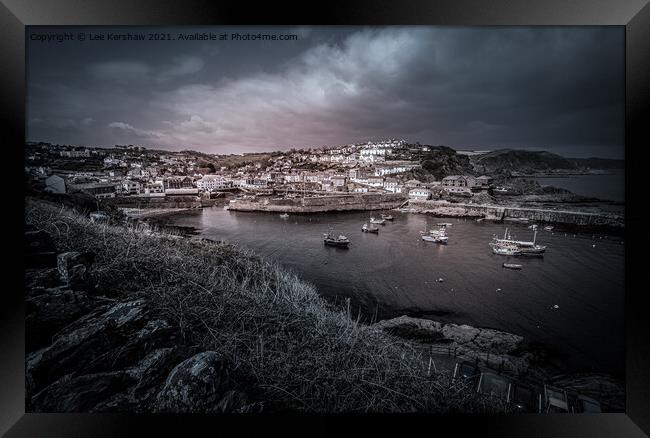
[26,139,494,202]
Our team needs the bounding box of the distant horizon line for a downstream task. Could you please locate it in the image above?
[25,139,625,161]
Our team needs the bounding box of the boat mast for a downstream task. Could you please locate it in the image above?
[533,228,537,245]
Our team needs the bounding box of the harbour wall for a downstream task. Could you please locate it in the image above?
[408,200,624,227]
[227,193,407,213]
[103,195,203,209]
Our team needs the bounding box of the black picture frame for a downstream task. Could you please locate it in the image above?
[2,0,649,436]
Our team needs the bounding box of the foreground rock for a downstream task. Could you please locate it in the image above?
[155,351,232,413]
[27,300,161,396]
[374,315,531,375]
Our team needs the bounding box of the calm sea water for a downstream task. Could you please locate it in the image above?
[531,171,625,203]
[165,208,625,376]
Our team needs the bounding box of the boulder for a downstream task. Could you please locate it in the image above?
[155,351,231,413]
[441,324,481,345]
[373,315,445,342]
[466,327,523,354]
[57,251,95,284]
[26,300,148,394]
[92,347,185,412]
[374,316,523,354]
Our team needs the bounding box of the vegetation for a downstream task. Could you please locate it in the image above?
[25,198,508,413]
[470,149,578,175]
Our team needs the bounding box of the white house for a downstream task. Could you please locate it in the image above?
[383,178,402,193]
[197,175,232,192]
[121,180,142,195]
[408,188,432,200]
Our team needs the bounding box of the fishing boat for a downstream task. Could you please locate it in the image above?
[381,214,394,221]
[370,217,386,225]
[279,213,289,219]
[489,228,546,256]
[421,227,448,244]
[503,263,523,270]
[362,223,379,233]
[323,232,350,247]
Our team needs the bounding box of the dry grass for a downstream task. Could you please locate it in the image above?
[25,198,508,413]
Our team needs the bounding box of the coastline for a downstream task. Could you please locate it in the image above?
[25,197,625,412]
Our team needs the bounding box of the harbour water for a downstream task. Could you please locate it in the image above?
[164,208,625,376]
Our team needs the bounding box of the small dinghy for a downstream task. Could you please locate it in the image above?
[503,263,523,270]
[362,223,379,233]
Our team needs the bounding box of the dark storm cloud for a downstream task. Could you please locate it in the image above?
[27,26,624,158]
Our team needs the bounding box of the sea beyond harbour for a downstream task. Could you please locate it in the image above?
[163,207,625,377]
[529,170,625,203]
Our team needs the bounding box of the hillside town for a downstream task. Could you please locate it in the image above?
[25,139,495,203]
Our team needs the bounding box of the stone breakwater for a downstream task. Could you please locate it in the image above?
[408,200,624,228]
[226,193,408,213]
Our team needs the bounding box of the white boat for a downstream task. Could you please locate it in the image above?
[490,228,546,256]
[528,224,538,230]
[370,217,386,225]
[362,223,379,233]
[421,226,448,244]
[544,226,554,231]
[279,213,289,219]
[437,222,453,227]
[503,263,523,270]
[381,214,394,221]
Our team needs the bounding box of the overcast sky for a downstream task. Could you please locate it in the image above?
[27,26,624,158]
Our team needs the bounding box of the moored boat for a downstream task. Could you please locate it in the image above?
[370,217,386,225]
[503,263,523,270]
[279,213,289,219]
[323,232,350,247]
[490,228,546,256]
[421,226,448,244]
[381,214,394,221]
[362,223,379,233]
